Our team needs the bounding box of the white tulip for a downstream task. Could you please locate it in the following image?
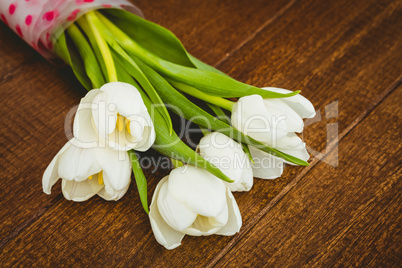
[198,132,253,192]
[231,87,315,179]
[232,88,315,144]
[74,82,156,151]
[42,139,132,202]
[149,165,242,250]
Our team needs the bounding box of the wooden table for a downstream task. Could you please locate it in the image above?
[0,0,400,266]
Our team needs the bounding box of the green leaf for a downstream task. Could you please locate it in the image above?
[242,143,255,163]
[113,55,142,89]
[85,11,118,82]
[98,10,299,99]
[161,62,301,98]
[137,60,308,166]
[171,82,234,111]
[101,10,230,79]
[101,9,195,68]
[128,150,149,214]
[102,10,231,80]
[170,158,184,168]
[76,17,107,83]
[67,23,105,88]
[54,33,92,91]
[187,54,229,77]
[53,33,71,65]
[207,104,231,125]
[101,9,230,78]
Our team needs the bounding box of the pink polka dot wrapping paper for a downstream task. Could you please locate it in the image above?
[0,0,142,60]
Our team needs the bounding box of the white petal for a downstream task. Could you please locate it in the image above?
[73,89,101,147]
[61,177,103,202]
[100,82,148,116]
[274,132,305,149]
[57,145,102,182]
[97,181,130,201]
[157,180,198,231]
[106,127,131,151]
[213,205,229,227]
[42,140,73,195]
[238,165,254,191]
[167,166,227,217]
[132,125,156,152]
[280,145,310,165]
[184,205,228,236]
[95,148,131,191]
[231,95,288,145]
[105,112,155,152]
[129,117,145,142]
[149,177,185,250]
[105,129,135,152]
[198,132,253,192]
[216,188,242,235]
[274,133,310,164]
[249,146,284,179]
[262,87,316,118]
[92,92,118,136]
[263,99,304,133]
[127,112,155,151]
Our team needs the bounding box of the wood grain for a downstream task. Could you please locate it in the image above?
[134,0,297,65]
[213,85,402,267]
[0,0,401,266]
[0,63,85,242]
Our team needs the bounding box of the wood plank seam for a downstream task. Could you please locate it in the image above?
[308,183,401,266]
[214,0,298,69]
[0,1,301,250]
[206,74,402,267]
[0,194,63,248]
[298,159,401,265]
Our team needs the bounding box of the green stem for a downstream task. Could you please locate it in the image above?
[128,150,149,214]
[76,16,108,82]
[85,11,117,82]
[200,127,211,136]
[170,158,184,168]
[242,143,255,163]
[53,33,71,65]
[67,23,104,88]
[171,82,235,111]
[207,104,231,124]
[96,11,161,65]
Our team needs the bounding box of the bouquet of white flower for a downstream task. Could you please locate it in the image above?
[0,0,315,249]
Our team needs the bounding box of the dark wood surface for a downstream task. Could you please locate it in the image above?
[0,0,401,267]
